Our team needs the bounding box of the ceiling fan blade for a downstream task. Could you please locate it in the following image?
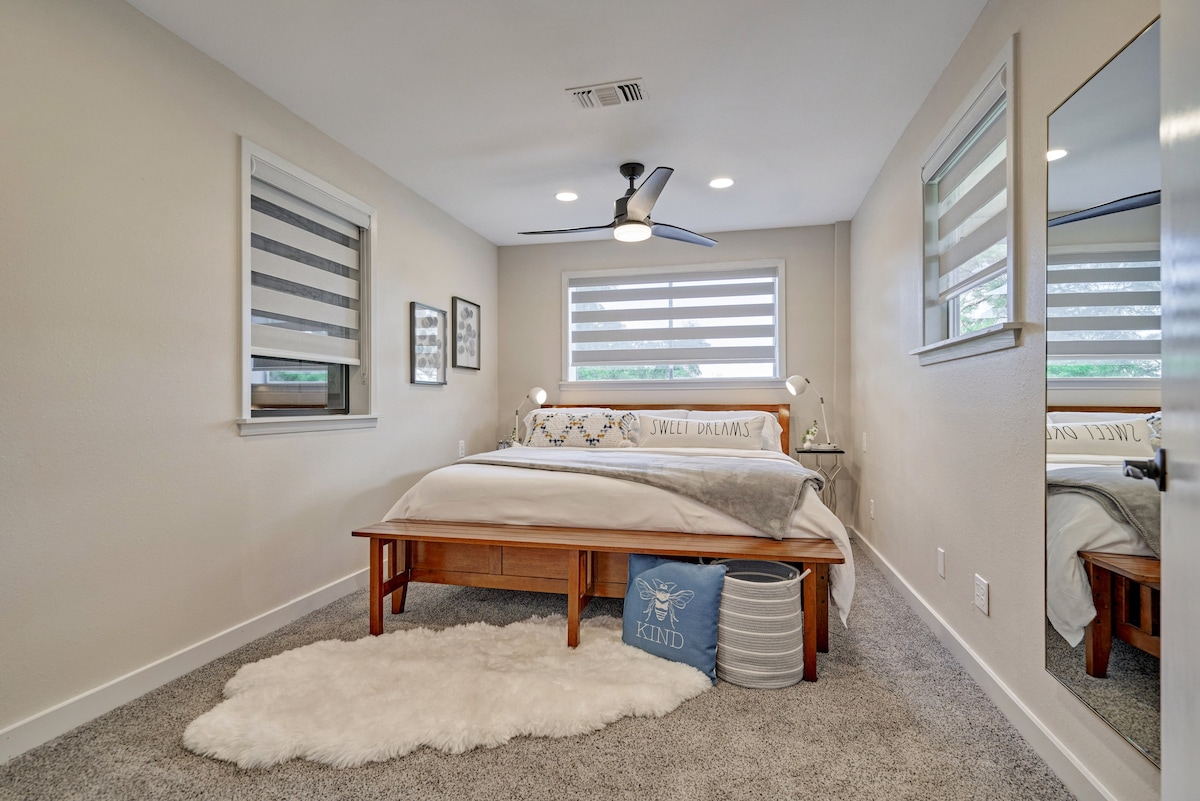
[518,223,615,236]
[650,222,717,248]
[625,166,673,221]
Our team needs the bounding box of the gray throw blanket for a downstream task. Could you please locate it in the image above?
[460,448,824,540]
[1047,466,1161,556]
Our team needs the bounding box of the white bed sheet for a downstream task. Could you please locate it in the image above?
[1046,461,1158,646]
[386,446,855,623]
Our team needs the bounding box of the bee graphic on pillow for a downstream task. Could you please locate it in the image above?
[636,576,695,628]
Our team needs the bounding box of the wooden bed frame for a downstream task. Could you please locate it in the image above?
[352,403,849,681]
[1048,404,1161,676]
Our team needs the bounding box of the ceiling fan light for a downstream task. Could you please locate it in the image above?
[613,221,652,242]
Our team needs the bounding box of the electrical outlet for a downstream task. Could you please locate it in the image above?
[937,547,945,578]
[861,431,868,453]
[868,499,875,519]
[974,574,989,615]
[458,440,466,458]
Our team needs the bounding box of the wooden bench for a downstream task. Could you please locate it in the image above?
[353,519,846,681]
[1080,550,1161,678]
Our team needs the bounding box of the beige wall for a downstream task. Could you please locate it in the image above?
[850,0,1160,799]
[0,0,497,735]
[497,225,854,511]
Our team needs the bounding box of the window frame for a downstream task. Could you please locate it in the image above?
[237,139,378,436]
[559,259,786,391]
[911,37,1023,366]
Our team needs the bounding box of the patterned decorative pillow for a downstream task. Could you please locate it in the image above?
[637,414,766,450]
[622,554,727,683]
[525,410,637,448]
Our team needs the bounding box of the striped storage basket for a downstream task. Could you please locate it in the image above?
[712,560,810,689]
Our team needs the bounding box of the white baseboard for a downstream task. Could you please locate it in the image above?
[850,528,1119,801]
[0,568,368,765]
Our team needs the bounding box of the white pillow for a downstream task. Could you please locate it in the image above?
[525,410,637,448]
[686,410,783,452]
[1045,419,1154,458]
[637,414,766,450]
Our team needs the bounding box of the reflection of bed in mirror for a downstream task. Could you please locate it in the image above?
[1045,408,1161,657]
[1044,406,1161,762]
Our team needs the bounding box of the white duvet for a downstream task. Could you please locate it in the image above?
[1046,457,1158,646]
[386,446,855,624]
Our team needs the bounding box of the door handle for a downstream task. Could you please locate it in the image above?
[1124,447,1168,492]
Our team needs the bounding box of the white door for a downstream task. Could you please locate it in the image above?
[1160,1,1200,797]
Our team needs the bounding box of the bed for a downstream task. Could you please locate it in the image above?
[1045,407,1161,676]
[355,404,855,680]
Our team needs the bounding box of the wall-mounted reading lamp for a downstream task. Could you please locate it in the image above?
[784,375,834,447]
[511,386,548,444]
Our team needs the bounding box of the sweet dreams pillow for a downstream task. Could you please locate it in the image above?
[687,410,783,452]
[636,414,766,450]
[622,554,727,683]
[525,410,637,448]
[1045,418,1154,457]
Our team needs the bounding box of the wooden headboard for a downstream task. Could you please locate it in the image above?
[548,403,792,452]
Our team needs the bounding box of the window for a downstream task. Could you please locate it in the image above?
[238,140,377,435]
[563,260,783,385]
[913,40,1021,365]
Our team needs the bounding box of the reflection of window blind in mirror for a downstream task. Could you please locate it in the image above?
[1046,202,1161,368]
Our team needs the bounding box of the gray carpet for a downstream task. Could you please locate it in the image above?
[1045,621,1160,765]
[0,537,1074,801]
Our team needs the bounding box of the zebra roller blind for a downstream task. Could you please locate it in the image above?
[1047,249,1161,360]
[249,176,364,366]
[565,261,781,380]
[923,71,1009,308]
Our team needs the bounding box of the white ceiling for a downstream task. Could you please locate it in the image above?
[126,0,988,246]
[1048,20,1160,214]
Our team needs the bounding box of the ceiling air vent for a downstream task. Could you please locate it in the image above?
[567,79,645,110]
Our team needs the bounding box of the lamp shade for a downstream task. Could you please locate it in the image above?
[613,221,652,242]
[784,375,810,396]
[528,386,547,405]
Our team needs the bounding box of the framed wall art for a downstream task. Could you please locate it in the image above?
[452,296,481,370]
[410,301,447,385]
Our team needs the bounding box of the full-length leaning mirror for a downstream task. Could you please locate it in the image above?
[1045,19,1161,766]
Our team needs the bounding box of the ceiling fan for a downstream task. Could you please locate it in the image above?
[519,162,717,247]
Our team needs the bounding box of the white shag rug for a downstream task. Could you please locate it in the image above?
[183,615,710,768]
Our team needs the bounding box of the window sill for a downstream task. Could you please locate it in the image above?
[558,378,786,392]
[236,414,378,436]
[909,322,1023,366]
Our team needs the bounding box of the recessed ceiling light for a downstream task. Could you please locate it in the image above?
[1046,149,1069,162]
[709,177,734,189]
[555,191,578,202]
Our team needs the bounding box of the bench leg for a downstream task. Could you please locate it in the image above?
[566,549,593,648]
[815,564,830,653]
[369,536,385,636]
[1085,562,1113,678]
[388,539,410,614]
[802,563,818,681]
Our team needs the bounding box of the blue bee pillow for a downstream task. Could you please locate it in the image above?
[622,554,727,683]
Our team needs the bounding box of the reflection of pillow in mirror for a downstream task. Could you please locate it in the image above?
[1046,419,1154,457]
